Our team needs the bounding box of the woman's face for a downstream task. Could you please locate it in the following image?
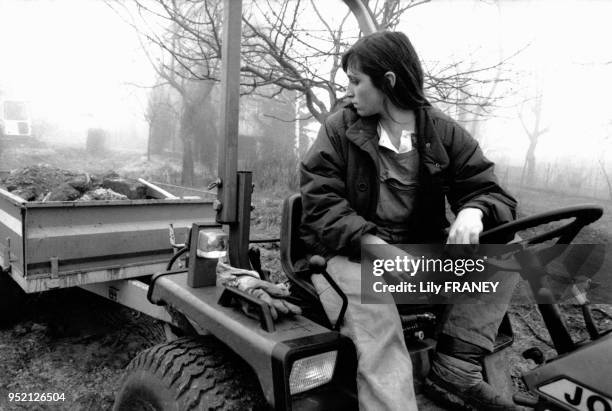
[346,66,385,117]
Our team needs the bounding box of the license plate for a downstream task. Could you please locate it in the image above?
[538,378,612,411]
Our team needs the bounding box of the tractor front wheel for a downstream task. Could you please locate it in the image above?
[113,336,267,411]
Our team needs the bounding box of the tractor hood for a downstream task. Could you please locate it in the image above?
[523,331,612,410]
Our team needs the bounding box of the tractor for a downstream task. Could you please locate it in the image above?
[109,1,612,410]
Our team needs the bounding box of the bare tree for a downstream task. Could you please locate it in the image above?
[518,91,548,186]
[145,83,180,160]
[108,0,516,184]
[454,1,507,141]
[107,0,222,185]
[109,0,511,122]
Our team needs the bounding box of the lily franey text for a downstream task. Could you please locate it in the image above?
[372,281,500,294]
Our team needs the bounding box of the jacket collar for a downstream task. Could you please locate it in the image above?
[344,106,450,176]
[345,114,379,150]
[344,114,381,176]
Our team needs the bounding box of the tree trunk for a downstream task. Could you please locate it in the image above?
[524,143,536,185]
[599,160,612,201]
[179,107,195,186]
[181,135,194,187]
[147,123,152,161]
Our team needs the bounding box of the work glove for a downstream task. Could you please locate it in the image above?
[217,261,302,320]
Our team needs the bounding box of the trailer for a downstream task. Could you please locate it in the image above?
[0,182,218,323]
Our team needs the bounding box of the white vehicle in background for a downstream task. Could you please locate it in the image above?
[0,99,32,138]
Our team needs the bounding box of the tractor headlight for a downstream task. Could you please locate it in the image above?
[289,350,338,395]
[196,229,227,259]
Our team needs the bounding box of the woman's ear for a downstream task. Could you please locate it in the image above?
[384,71,396,88]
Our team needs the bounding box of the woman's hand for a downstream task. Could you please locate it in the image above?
[447,207,484,244]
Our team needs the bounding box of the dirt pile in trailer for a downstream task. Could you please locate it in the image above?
[0,164,148,201]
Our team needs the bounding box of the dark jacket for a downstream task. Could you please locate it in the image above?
[299,105,517,258]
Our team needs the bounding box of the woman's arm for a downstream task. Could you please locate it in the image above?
[300,115,377,255]
[442,121,517,243]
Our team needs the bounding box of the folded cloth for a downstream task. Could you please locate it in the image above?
[217,261,302,319]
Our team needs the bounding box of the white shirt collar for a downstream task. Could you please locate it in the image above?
[377,122,414,154]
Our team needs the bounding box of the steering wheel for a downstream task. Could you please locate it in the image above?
[479,204,603,266]
[479,204,603,354]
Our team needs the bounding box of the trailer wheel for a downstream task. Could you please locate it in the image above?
[113,336,267,411]
[0,271,25,328]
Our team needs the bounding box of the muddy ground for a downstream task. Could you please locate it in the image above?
[1,143,611,410]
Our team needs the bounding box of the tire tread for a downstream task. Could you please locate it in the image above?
[114,336,266,411]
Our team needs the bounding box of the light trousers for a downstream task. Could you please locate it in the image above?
[311,255,518,411]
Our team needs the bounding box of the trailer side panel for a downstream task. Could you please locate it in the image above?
[0,191,217,292]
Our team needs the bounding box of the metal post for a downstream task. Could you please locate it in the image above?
[216,0,242,224]
[229,172,252,268]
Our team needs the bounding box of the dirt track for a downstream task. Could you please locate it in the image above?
[0,288,166,410]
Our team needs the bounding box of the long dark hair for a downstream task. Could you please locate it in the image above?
[341,31,429,111]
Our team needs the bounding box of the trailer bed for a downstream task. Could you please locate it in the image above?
[0,185,217,293]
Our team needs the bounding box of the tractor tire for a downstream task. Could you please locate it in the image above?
[113,336,267,411]
[0,271,25,328]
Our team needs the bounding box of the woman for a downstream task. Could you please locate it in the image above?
[300,31,521,411]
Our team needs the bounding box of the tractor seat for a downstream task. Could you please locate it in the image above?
[281,194,436,311]
[280,194,439,323]
[280,194,317,297]
[280,193,332,326]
